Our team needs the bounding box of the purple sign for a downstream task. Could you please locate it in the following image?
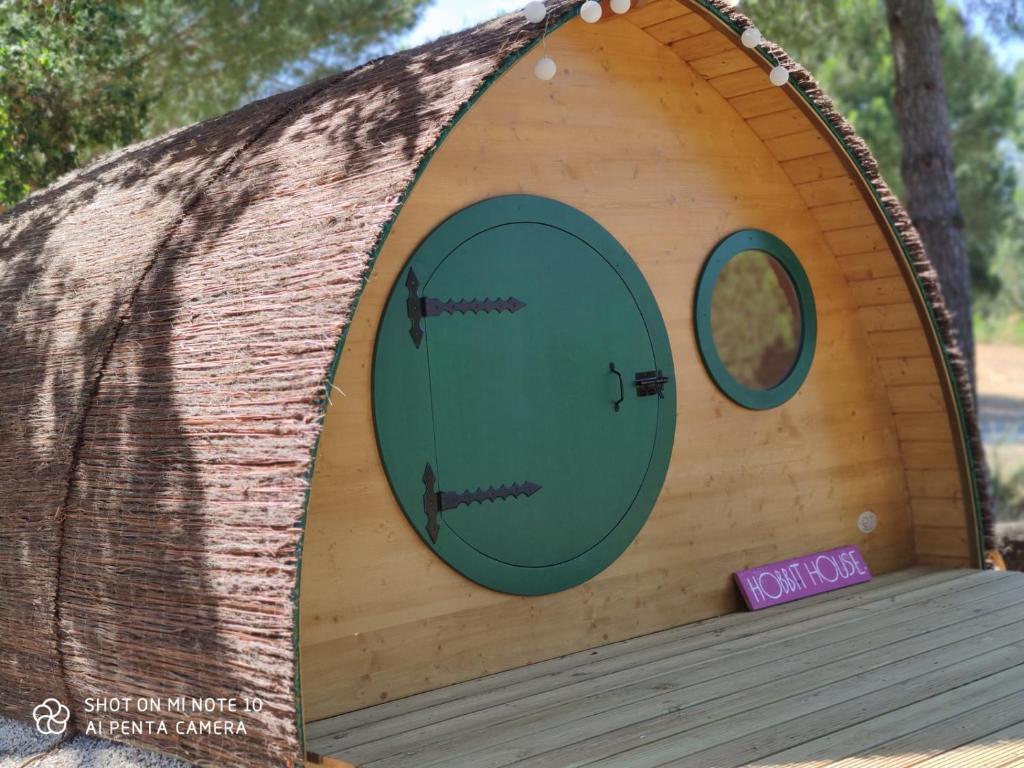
[734,545,872,610]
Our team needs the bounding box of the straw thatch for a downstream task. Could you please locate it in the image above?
[0,1,991,766]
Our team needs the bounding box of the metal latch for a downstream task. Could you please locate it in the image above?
[634,370,669,399]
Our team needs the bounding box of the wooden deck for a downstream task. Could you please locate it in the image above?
[307,568,1024,768]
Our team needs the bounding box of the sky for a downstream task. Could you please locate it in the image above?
[400,0,520,48]
[992,38,1024,70]
[398,0,1023,70]
[949,0,1024,69]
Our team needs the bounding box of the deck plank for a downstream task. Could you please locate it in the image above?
[308,569,966,750]
[352,575,1024,767]
[307,569,954,745]
[580,624,1024,767]
[741,666,1024,767]
[312,571,1024,768]
[905,720,1024,768]
[420,585,1024,768]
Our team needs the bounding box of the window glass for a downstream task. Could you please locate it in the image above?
[710,250,802,390]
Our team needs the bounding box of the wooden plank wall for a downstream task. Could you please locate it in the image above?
[299,9,975,724]
[625,0,976,566]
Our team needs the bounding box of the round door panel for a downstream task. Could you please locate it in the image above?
[373,196,675,595]
[427,223,658,567]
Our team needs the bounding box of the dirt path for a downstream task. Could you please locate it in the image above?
[977,345,1024,568]
[978,344,1024,448]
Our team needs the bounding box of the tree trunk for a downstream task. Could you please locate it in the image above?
[885,0,976,395]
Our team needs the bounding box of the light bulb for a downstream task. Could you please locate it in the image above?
[524,1,547,23]
[580,0,602,23]
[769,65,789,87]
[610,0,631,13]
[741,27,763,48]
[857,511,878,534]
[535,56,557,81]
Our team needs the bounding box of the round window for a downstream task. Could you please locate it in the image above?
[694,230,816,410]
[373,196,675,595]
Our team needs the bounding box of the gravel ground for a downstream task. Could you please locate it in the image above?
[0,717,190,768]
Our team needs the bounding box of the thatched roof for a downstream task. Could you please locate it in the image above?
[0,1,990,766]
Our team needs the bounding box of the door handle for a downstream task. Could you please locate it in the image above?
[609,362,624,412]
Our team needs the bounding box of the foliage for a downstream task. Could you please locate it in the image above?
[738,0,1023,305]
[992,462,1024,521]
[0,0,429,208]
[0,1,147,206]
[137,1,429,136]
[982,92,1024,322]
[975,312,1024,344]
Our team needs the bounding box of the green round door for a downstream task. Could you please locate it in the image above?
[373,196,675,595]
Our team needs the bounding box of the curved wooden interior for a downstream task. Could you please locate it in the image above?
[299,0,978,724]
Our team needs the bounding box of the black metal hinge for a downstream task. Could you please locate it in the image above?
[634,370,669,399]
[421,463,542,543]
[406,269,526,348]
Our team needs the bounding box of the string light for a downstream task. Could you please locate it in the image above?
[535,56,557,81]
[524,0,547,23]
[769,65,790,86]
[741,26,763,48]
[529,0,641,81]
[580,0,602,23]
[521,0,780,89]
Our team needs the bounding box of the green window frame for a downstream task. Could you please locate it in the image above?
[694,229,817,410]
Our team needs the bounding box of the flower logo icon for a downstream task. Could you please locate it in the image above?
[32,698,70,735]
